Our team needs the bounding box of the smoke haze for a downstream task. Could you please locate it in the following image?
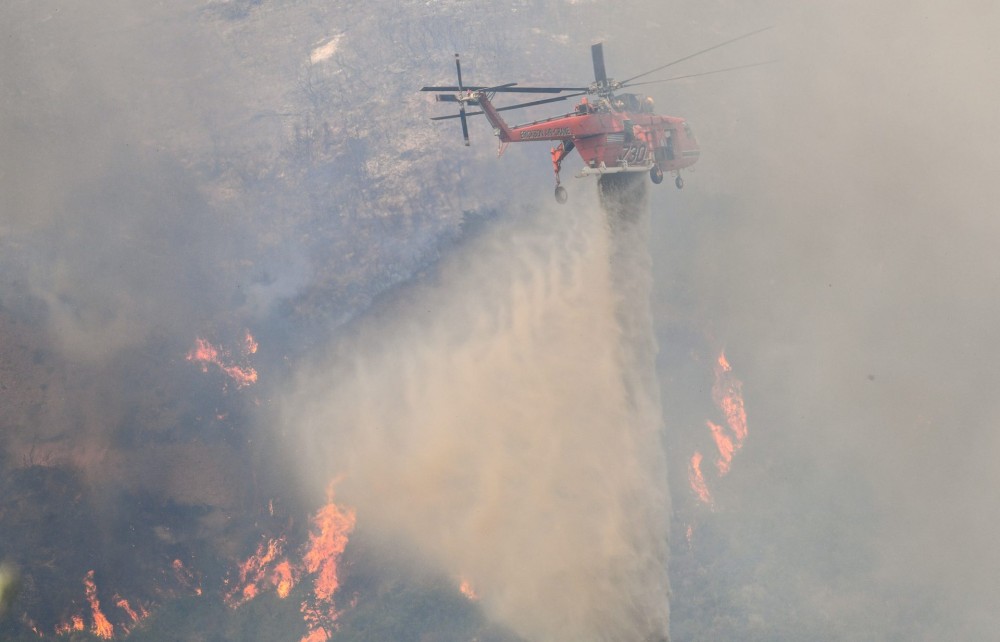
[651,2,1000,639]
[3,0,1000,639]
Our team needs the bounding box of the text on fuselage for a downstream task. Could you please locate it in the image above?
[519,127,571,140]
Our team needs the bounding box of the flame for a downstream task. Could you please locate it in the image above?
[31,479,356,640]
[172,558,202,596]
[299,483,356,642]
[707,350,748,477]
[187,337,219,364]
[186,332,259,389]
[687,452,713,505]
[713,351,747,443]
[707,420,735,475]
[459,578,479,601]
[83,570,114,639]
[112,595,149,635]
[273,561,296,599]
[302,487,355,602]
[244,329,259,355]
[686,351,749,511]
[226,537,286,608]
[220,483,355,642]
[225,536,301,607]
[299,625,330,642]
[55,615,84,635]
[114,594,148,624]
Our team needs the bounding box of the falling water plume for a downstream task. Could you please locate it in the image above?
[286,175,670,641]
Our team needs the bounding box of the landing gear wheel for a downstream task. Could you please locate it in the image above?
[675,175,684,189]
[554,185,568,204]
[650,166,664,185]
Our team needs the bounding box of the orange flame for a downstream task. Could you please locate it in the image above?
[303,490,355,601]
[273,560,296,599]
[186,333,259,389]
[713,351,747,443]
[55,615,85,635]
[187,337,219,364]
[226,537,285,608]
[299,625,330,642]
[244,329,259,355]
[687,350,749,509]
[172,558,202,596]
[699,350,749,479]
[707,420,735,476]
[84,570,114,639]
[112,594,149,635]
[114,594,148,624]
[299,483,356,642]
[220,484,355,642]
[459,578,479,601]
[688,452,713,505]
[114,597,139,624]
[226,538,300,606]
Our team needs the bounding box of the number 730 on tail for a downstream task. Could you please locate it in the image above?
[421,28,772,203]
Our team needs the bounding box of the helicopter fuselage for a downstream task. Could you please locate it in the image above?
[474,91,699,181]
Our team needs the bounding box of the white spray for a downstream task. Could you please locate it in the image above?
[285,176,669,641]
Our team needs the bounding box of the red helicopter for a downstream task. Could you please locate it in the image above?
[422,28,771,203]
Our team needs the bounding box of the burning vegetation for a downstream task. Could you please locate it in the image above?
[186,331,260,390]
[0,317,509,641]
[223,484,357,642]
[687,351,750,507]
[687,451,713,506]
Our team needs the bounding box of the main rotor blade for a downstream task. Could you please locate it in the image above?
[592,42,608,85]
[620,26,772,85]
[622,60,778,89]
[422,83,512,92]
[450,54,470,144]
[494,91,588,111]
[497,85,589,93]
[421,85,587,93]
[430,91,588,121]
[435,94,480,104]
[459,105,470,146]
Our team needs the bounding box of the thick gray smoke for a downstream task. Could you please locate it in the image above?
[6,0,1000,638]
[284,180,670,641]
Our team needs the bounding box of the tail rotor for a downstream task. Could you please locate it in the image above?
[454,54,471,146]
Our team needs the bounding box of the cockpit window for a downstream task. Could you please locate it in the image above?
[683,122,695,138]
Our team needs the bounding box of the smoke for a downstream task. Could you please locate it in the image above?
[6,0,998,637]
[650,2,1000,638]
[284,180,670,641]
[4,6,216,360]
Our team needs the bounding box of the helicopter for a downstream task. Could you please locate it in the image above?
[421,28,771,203]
